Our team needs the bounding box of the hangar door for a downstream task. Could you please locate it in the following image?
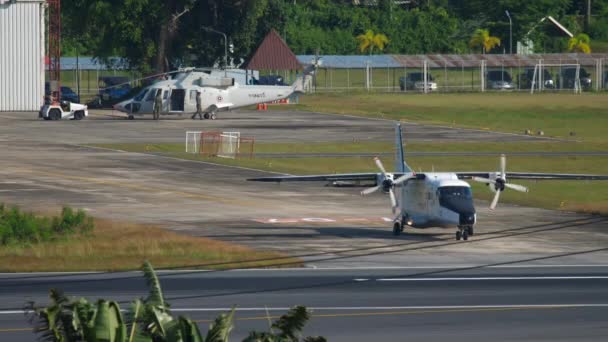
[0,0,45,111]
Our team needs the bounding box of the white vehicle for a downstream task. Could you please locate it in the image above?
[249,124,608,240]
[114,68,311,120]
[39,100,88,121]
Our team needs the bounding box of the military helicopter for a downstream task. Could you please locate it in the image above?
[114,67,311,120]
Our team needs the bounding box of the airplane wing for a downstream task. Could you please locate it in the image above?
[248,173,382,183]
[456,172,608,180]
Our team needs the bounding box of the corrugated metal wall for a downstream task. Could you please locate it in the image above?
[0,0,45,112]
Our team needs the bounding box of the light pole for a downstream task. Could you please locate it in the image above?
[505,10,512,54]
[202,26,228,75]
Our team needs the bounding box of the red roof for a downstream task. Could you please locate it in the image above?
[246,29,302,70]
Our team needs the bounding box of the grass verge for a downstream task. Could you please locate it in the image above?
[285,93,608,142]
[0,212,299,272]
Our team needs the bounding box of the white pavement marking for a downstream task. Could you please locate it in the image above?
[4,304,608,315]
[2,264,608,276]
[375,276,608,282]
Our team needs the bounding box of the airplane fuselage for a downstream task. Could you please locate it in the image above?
[398,173,476,229]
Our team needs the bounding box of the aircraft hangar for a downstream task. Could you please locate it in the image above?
[0,0,46,111]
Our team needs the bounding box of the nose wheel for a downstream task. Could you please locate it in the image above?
[456,226,471,241]
[392,221,404,236]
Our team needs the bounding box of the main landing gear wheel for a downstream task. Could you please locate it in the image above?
[467,226,474,236]
[210,112,217,120]
[128,115,134,120]
[203,113,210,119]
[393,222,403,236]
[456,231,462,240]
[462,230,469,241]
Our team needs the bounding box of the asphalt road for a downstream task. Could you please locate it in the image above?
[1,265,608,341]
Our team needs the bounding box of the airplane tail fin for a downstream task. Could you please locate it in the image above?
[395,123,412,173]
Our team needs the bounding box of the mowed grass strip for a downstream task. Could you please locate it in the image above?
[0,218,300,272]
[286,93,608,142]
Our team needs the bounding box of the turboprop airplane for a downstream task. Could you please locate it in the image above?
[113,68,310,120]
[249,124,608,241]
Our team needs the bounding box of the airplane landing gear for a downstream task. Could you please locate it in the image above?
[392,221,404,236]
[456,226,472,241]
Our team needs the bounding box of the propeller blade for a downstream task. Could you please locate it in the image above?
[374,157,387,175]
[500,154,506,179]
[490,190,501,210]
[389,189,397,213]
[505,183,529,193]
[472,176,495,184]
[361,185,381,195]
[393,174,413,185]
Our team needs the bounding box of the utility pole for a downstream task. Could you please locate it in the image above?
[505,10,512,54]
[202,26,228,76]
[585,0,591,32]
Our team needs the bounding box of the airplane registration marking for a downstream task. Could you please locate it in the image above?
[253,217,393,224]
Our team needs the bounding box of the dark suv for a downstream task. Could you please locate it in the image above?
[519,68,554,89]
[399,72,437,91]
[559,67,592,90]
[45,82,80,103]
[486,70,514,90]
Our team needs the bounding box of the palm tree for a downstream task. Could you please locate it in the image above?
[469,29,501,54]
[568,33,591,53]
[356,30,389,55]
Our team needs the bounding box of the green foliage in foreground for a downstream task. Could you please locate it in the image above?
[28,261,326,342]
[0,205,94,246]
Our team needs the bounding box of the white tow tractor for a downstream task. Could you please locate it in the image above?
[39,100,89,121]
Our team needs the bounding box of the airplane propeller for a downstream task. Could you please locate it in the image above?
[472,154,528,210]
[361,157,415,214]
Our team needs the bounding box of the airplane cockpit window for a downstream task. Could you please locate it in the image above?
[145,89,159,102]
[133,88,148,102]
[438,186,472,199]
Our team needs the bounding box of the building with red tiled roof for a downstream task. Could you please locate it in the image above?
[246,29,302,71]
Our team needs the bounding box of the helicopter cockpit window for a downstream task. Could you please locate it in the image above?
[145,89,159,102]
[133,88,149,102]
[438,186,472,199]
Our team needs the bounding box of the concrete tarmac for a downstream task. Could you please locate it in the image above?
[0,109,606,340]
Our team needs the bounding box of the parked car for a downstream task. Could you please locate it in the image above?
[519,68,554,89]
[399,72,437,91]
[251,75,286,85]
[485,70,514,90]
[99,76,132,102]
[559,67,592,90]
[44,82,80,103]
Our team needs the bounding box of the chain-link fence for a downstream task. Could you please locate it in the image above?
[302,54,608,94]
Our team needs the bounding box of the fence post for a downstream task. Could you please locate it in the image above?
[346,64,350,92]
[596,58,601,92]
[480,60,486,92]
[423,60,428,94]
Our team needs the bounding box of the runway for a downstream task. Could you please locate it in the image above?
[1,265,607,341]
